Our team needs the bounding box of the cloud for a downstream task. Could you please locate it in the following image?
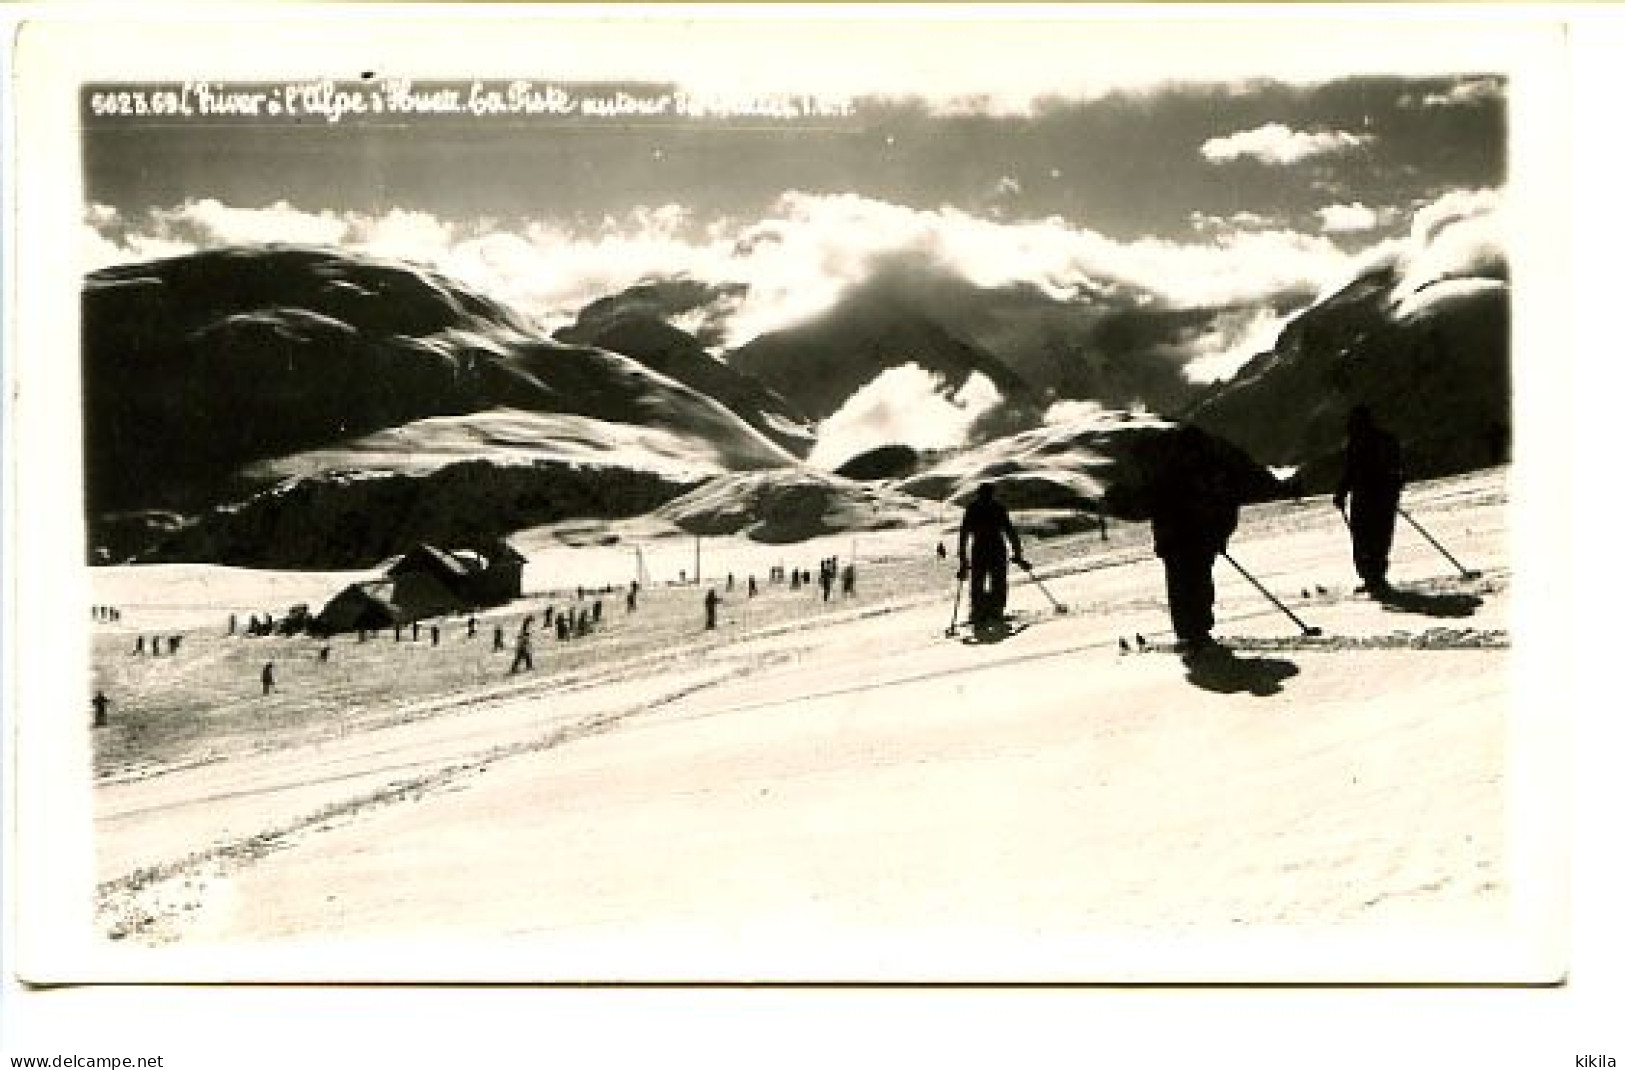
[1042,399,1111,426]
[1190,210,1277,234]
[807,364,1002,469]
[1200,123,1371,165]
[1181,307,1288,384]
[1403,76,1504,110]
[1315,202,1385,233]
[85,191,1356,347]
[155,198,350,247]
[85,203,121,228]
[1394,187,1504,298]
[1303,186,1503,311]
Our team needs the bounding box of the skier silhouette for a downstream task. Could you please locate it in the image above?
[957,483,1028,628]
[1335,404,1406,596]
[1148,425,1241,655]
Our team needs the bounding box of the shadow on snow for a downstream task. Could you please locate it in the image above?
[1182,648,1300,697]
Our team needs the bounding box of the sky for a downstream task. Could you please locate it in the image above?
[84,74,1503,246]
[77,34,1509,457]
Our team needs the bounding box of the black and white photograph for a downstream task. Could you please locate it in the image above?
[5,7,1582,1003]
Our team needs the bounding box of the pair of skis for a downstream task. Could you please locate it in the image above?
[945,563,1067,638]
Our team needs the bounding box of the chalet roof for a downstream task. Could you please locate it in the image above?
[383,540,526,576]
[385,544,472,580]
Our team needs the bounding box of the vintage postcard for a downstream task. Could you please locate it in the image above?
[5,8,1570,985]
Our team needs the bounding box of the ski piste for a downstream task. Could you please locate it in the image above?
[1123,626,1508,656]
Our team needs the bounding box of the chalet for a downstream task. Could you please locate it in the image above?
[313,539,526,634]
[384,541,525,606]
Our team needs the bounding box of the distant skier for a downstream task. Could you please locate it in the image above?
[228,613,237,635]
[430,624,440,646]
[132,635,144,656]
[318,645,331,662]
[412,621,421,642]
[936,541,947,560]
[92,689,110,728]
[748,575,758,598]
[819,566,834,602]
[841,564,856,597]
[467,617,478,639]
[261,661,276,696]
[1334,404,1406,596]
[1148,425,1242,655]
[510,629,534,674]
[592,599,603,624]
[957,482,1029,628]
[626,582,639,612]
[493,625,505,652]
[704,588,720,630]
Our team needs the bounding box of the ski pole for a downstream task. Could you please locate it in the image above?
[1018,561,1068,614]
[1398,506,1481,580]
[946,575,965,637]
[1220,551,1323,637]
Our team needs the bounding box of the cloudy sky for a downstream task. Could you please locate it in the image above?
[78,24,1509,460]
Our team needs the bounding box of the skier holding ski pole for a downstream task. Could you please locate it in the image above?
[1148,425,1242,656]
[1334,404,1406,597]
[957,482,1029,632]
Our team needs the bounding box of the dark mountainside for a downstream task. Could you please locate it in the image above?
[152,461,694,570]
[655,469,938,544]
[726,278,1042,427]
[794,261,1289,418]
[554,293,816,458]
[607,261,1302,426]
[832,444,923,482]
[565,277,746,350]
[1185,263,1511,489]
[83,247,793,565]
[899,416,1284,516]
[83,243,1509,567]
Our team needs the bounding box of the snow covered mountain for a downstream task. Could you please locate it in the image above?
[553,288,816,458]
[83,247,795,564]
[1186,235,1510,488]
[81,229,1508,566]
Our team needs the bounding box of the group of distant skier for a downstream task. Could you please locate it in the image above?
[955,404,1408,655]
[700,552,861,631]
